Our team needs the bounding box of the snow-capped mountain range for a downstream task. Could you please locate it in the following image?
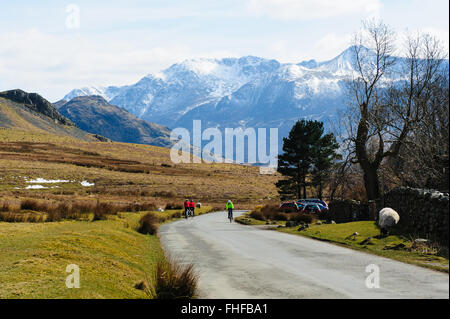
[64,47,364,134]
[64,45,440,157]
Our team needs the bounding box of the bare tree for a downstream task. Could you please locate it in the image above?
[346,20,446,200]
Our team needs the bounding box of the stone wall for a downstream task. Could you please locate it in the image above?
[327,199,370,223]
[383,187,449,244]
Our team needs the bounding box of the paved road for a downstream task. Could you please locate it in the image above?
[159,211,449,299]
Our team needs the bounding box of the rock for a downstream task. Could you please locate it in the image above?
[286,221,298,227]
[414,238,430,244]
[359,237,374,245]
[345,232,359,240]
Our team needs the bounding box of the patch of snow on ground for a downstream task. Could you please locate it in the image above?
[26,178,69,184]
[80,181,95,187]
[26,185,47,189]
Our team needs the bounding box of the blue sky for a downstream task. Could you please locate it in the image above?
[0,0,448,101]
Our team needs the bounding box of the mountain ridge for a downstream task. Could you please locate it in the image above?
[61,46,449,154]
[0,89,107,142]
[58,95,173,147]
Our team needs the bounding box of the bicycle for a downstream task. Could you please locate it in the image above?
[228,209,233,223]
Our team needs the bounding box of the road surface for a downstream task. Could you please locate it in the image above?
[159,211,449,299]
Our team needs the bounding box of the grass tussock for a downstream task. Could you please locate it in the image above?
[20,199,50,212]
[0,211,45,223]
[137,212,159,235]
[121,202,157,212]
[0,199,160,223]
[92,202,118,221]
[148,259,198,299]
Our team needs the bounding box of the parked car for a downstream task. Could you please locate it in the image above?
[295,201,306,209]
[279,201,300,212]
[299,203,322,214]
[298,198,328,208]
[316,203,329,213]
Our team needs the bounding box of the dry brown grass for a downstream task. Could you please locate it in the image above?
[0,129,279,206]
[249,204,315,223]
[150,258,198,299]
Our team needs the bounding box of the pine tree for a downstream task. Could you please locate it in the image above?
[276,119,339,200]
[311,133,340,199]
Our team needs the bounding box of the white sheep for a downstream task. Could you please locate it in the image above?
[378,207,400,236]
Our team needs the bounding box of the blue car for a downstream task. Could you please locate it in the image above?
[298,198,328,208]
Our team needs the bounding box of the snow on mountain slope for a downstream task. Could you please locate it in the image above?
[63,86,126,102]
[61,46,369,143]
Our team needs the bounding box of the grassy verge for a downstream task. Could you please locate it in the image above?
[0,206,213,298]
[236,214,449,273]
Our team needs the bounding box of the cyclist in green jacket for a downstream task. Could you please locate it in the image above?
[226,200,234,222]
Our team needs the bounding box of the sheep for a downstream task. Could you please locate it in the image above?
[196,202,202,208]
[378,207,400,236]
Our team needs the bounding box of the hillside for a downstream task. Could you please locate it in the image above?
[0,90,105,142]
[58,96,172,147]
[0,128,278,205]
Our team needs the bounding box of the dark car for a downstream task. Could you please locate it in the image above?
[299,203,322,214]
[279,201,300,212]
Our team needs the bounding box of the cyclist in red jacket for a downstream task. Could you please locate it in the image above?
[184,199,190,218]
[189,199,195,216]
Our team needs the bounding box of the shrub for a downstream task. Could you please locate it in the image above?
[249,210,265,221]
[0,202,15,213]
[120,202,157,212]
[137,213,159,235]
[152,259,197,299]
[71,201,95,214]
[92,202,119,221]
[273,212,289,221]
[261,204,281,215]
[20,199,49,212]
[290,213,313,224]
[46,209,62,222]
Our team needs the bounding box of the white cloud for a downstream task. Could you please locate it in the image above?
[313,32,352,60]
[246,0,382,20]
[0,28,212,101]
